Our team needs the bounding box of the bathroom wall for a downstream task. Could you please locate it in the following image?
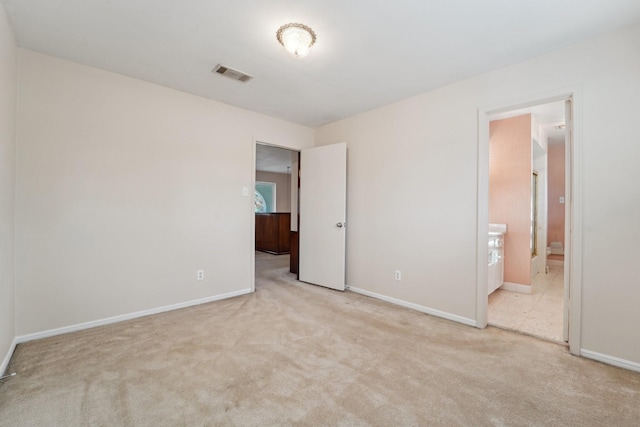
[547,141,565,247]
[489,114,532,286]
[256,171,291,213]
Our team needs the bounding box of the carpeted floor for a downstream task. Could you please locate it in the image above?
[1,252,639,426]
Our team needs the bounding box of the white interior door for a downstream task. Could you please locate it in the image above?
[299,142,347,291]
[563,99,572,342]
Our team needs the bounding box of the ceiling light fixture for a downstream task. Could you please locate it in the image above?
[276,23,316,58]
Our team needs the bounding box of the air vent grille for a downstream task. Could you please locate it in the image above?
[212,64,253,83]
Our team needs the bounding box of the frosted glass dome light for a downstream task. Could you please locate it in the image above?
[276,23,317,58]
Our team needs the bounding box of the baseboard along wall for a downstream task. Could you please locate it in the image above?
[4,286,640,376]
[0,338,18,377]
[500,282,532,294]
[348,286,477,327]
[581,349,640,373]
[347,287,640,373]
[14,289,252,345]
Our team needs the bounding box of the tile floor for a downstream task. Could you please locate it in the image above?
[488,264,566,344]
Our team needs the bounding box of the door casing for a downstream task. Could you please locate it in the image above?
[251,140,301,293]
[476,86,583,356]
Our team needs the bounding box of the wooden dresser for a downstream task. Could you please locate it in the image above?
[255,213,291,255]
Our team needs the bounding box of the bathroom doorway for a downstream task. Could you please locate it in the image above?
[476,89,582,355]
[485,101,565,343]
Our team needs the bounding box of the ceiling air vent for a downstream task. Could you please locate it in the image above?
[212,64,253,83]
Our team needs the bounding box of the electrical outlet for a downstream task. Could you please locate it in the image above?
[197,270,204,281]
[395,270,402,281]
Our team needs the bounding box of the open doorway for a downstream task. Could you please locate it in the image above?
[476,88,583,355]
[485,101,566,343]
[254,143,300,290]
[252,141,348,293]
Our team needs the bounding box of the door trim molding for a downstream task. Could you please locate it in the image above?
[476,85,583,356]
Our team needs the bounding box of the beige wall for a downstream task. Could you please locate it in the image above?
[0,3,16,372]
[489,115,532,286]
[5,14,640,370]
[547,142,565,247]
[315,23,640,364]
[256,171,291,212]
[15,50,314,336]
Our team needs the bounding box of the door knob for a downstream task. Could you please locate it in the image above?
[336,222,344,228]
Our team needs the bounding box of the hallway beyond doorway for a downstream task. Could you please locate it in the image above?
[255,251,292,285]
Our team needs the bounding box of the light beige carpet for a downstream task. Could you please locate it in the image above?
[1,252,639,426]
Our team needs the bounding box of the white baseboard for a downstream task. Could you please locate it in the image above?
[500,282,532,294]
[1,337,18,377]
[16,289,252,344]
[348,287,477,327]
[581,349,640,373]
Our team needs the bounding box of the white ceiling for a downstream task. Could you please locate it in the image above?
[4,1,640,127]
[256,144,294,174]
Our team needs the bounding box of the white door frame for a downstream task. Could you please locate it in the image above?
[476,86,583,356]
[250,138,301,293]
